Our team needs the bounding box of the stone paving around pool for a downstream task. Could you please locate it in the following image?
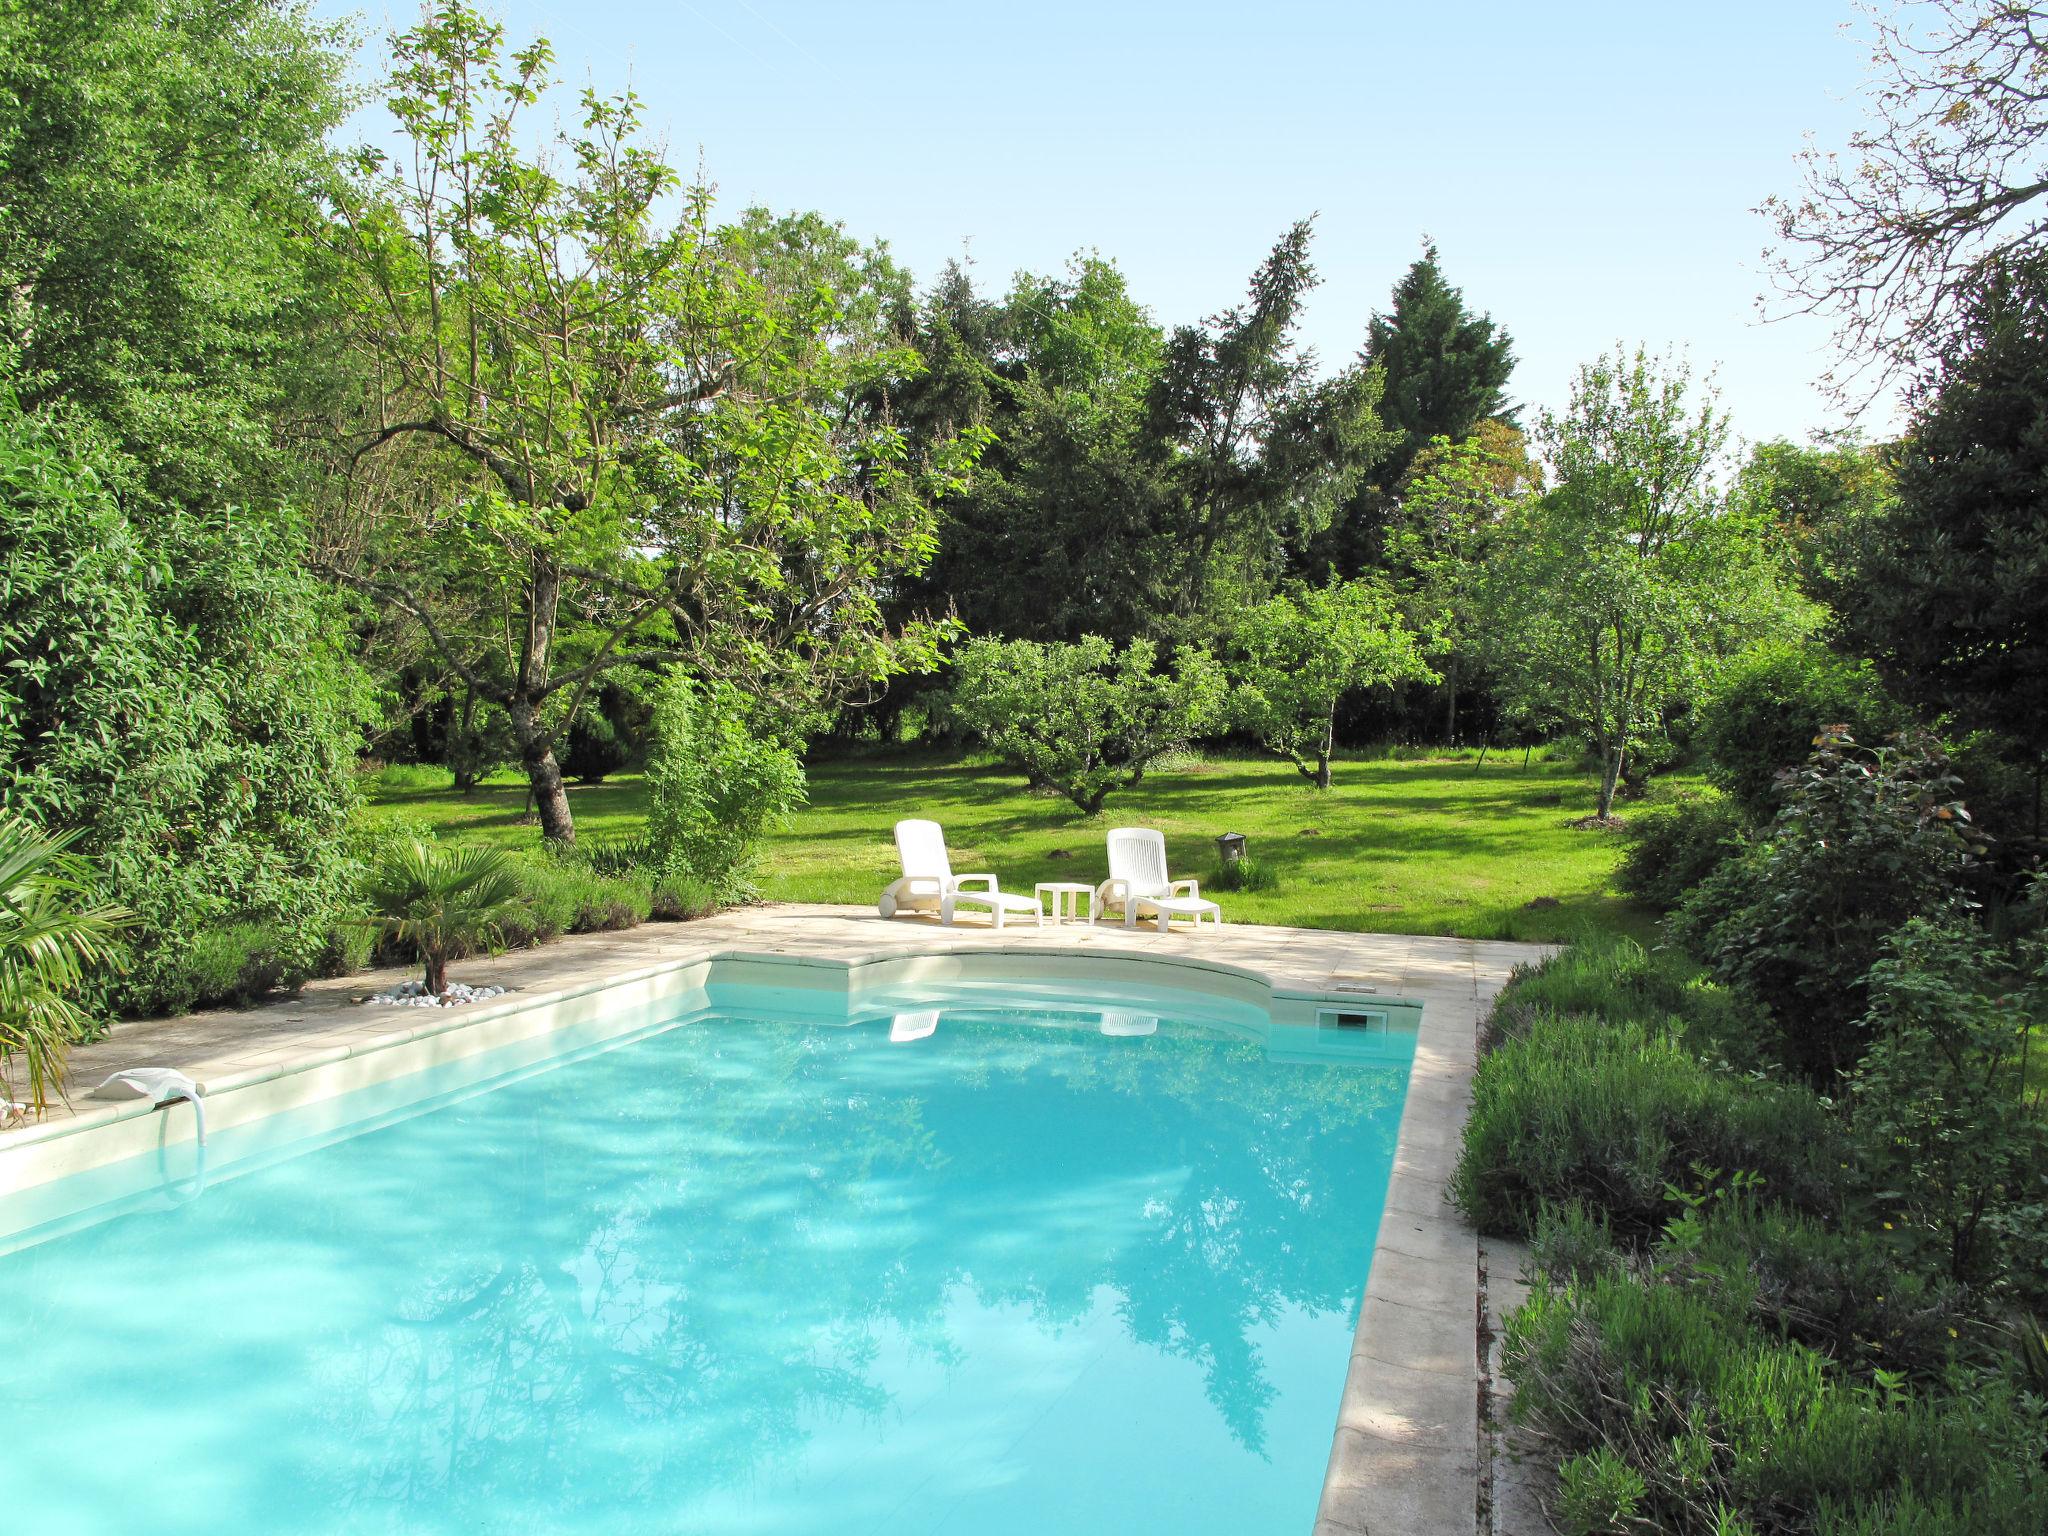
[3,902,1552,1535]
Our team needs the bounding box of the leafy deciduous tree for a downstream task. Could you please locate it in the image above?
[1485,348,1803,819]
[1228,580,1434,788]
[1386,422,1542,741]
[1764,0,2048,397]
[945,636,1227,814]
[325,6,971,842]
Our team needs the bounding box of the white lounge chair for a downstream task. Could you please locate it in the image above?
[1096,827,1223,933]
[878,818,1041,928]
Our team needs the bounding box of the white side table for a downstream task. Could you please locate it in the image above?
[1034,881,1097,928]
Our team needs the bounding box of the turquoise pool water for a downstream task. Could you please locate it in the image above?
[0,982,1412,1535]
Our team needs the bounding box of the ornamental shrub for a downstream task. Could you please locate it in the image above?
[0,399,366,1016]
[1505,1261,2048,1536]
[1696,643,1899,821]
[1673,729,1984,1081]
[1848,919,2048,1306]
[644,673,806,900]
[1614,791,1747,911]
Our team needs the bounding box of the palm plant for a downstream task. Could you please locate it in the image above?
[0,814,131,1112]
[361,839,526,995]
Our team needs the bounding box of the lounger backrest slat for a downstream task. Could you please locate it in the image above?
[1106,827,1171,900]
[894,818,954,883]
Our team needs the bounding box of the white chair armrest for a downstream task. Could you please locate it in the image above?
[1171,877,1201,899]
[953,873,998,893]
[1096,878,1129,907]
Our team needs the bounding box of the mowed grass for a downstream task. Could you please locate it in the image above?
[362,747,1665,943]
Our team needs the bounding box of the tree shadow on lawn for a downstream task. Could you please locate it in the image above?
[1286,889,1636,942]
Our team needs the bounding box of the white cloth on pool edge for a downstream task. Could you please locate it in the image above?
[92,1067,208,1146]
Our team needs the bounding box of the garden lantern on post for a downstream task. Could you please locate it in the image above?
[1215,832,1247,867]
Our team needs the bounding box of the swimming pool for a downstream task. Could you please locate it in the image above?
[0,973,1413,1535]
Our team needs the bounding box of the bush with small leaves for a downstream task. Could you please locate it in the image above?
[1615,792,1747,911]
[1673,728,1984,1082]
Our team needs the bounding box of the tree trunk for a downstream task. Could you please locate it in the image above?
[1315,716,1334,790]
[524,739,575,843]
[508,699,575,843]
[1596,747,1624,820]
[1442,661,1458,746]
[509,555,573,842]
[424,949,449,996]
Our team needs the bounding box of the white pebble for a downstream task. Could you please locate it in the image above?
[366,980,506,1008]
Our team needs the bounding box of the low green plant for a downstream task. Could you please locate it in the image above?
[1453,1008,1839,1239]
[1553,1446,1648,1535]
[361,839,525,995]
[1504,1251,2048,1535]
[167,921,295,1011]
[1482,932,1756,1064]
[1210,856,1278,893]
[1615,792,1747,911]
[498,855,652,946]
[1848,919,2048,1303]
[0,814,131,1109]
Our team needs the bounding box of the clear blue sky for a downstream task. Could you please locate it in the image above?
[327,0,1884,445]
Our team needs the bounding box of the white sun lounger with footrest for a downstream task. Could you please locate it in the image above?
[877,818,1042,928]
[1095,827,1223,932]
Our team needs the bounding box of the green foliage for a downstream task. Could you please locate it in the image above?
[361,840,527,995]
[1483,348,1808,817]
[1366,242,1518,462]
[1452,1007,1840,1240]
[1675,729,1984,1081]
[1382,423,1542,741]
[1482,932,1751,1059]
[1697,643,1899,821]
[1144,219,1396,615]
[328,5,975,841]
[1848,919,2048,1302]
[1734,436,1894,611]
[1837,259,2048,775]
[643,674,807,900]
[0,0,349,498]
[1311,243,1517,575]
[495,852,655,948]
[1226,577,1433,787]
[1209,856,1279,893]
[1554,1446,1647,1536]
[1671,1198,1969,1380]
[1504,1257,2048,1536]
[945,636,1228,814]
[1615,792,1748,911]
[0,396,365,1016]
[560,711,630,786]
[0,814,131,1110]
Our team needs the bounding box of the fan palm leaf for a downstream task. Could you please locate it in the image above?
[361,840,526,994]
[0,814,132,1112]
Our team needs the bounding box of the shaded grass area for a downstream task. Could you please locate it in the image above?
[361,747,1665,943]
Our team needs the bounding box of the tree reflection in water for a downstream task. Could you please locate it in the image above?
[1,1003,1409,1534]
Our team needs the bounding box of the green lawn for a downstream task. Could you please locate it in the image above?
[363,748,1665,943]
